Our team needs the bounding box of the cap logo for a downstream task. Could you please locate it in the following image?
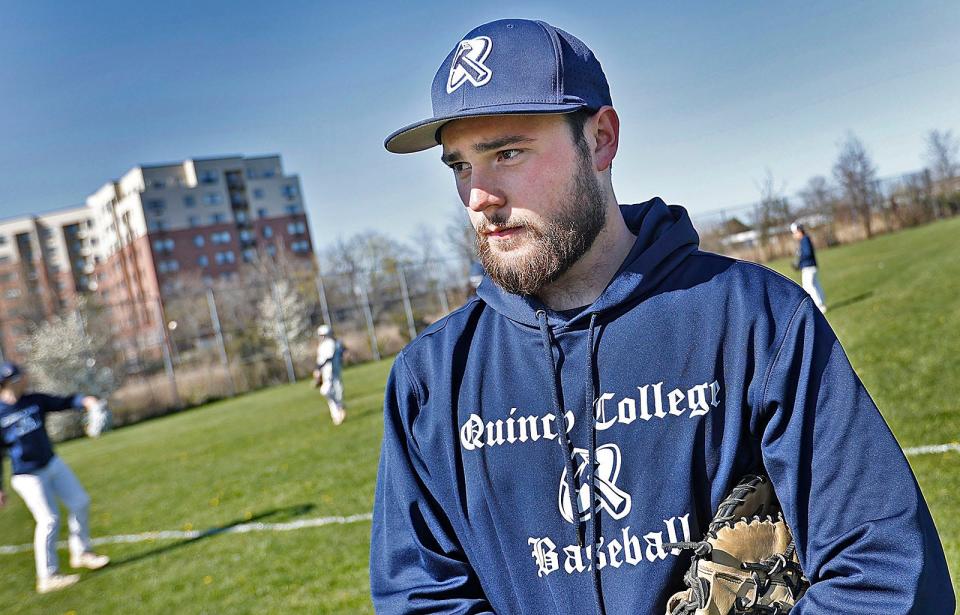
[446,36,493,94]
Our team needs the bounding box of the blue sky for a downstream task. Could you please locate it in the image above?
[1,1,958,249]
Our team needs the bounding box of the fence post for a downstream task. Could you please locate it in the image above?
[154,297,182,409]
[397,267,417,341]
[270,281,298,384]
[355,281,381,361]
[315,273,333,327]
[438,284,450,314]
[207,288,236,397]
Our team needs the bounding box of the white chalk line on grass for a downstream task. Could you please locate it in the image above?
[2,441,958,556]
[0,512,373,556]
[902,442,960,456]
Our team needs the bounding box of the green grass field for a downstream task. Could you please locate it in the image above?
[1,217,958,613]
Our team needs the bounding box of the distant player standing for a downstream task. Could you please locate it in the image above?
[312,325,346,425]
[0,362,110,594]
[791,222,827,313]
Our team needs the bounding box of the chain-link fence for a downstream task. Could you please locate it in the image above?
[691,169,960,263]
[0,256,477,431]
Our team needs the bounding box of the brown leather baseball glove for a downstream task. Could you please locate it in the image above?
[665,474,809,614]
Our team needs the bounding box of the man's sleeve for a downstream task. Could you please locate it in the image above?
[370,353,493,614]
[37,393,86,413]
[756,298,954,613]
[35,393,86,412]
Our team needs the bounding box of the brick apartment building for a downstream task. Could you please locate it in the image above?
[0,154,314,362]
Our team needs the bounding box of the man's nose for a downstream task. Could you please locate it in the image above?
[467,182,506,212]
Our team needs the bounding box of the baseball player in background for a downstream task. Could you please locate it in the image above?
[791,222,828,313]
[312,325,346,425]
[0,362,110,594]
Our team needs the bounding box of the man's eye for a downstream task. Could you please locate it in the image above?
[499,149,522,161]
[450,162,470,174]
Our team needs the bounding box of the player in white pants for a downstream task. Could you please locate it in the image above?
[0,362,110,594]
[312,325,346,425]
[791,222,827,313]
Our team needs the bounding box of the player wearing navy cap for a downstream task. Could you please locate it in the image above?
[0,362,110,593]
[371,18,952,614]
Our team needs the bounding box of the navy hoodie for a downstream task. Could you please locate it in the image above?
[370,199,953,614]
[1,392,85,484]
[795,235,817,269]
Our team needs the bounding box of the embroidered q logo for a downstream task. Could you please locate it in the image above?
[446,36,493,93]
[558,443,632,524]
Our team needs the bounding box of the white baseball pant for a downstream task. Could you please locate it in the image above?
[800,266,827,312]
[10,456,92,579]
[318,363,345,423]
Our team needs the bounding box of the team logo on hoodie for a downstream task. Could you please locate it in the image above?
[558,444,632,524]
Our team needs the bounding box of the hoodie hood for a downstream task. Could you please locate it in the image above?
[476,197,700,327]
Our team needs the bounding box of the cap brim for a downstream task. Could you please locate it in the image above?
[384,103,586,154]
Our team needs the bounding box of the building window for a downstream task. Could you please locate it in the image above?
[204,192,223,205]
[257,208,268,218]
[198,255,209,267]
[200,170,219,184]
[291,240,310,253]
[211,231,231,244]
[158,260,180,273]
[287,221,306,235]
[184,195,197,208]
[211,213,225,224]
[146,199,166,215]
[242,248,257,263]
[253,188,265,199]
[215,250,235,265]
[285,204,302,215]
[188,216,200,227]
[262,226,273,238]
[235,211,248,224]
[148,219,167,232]
[265,244,277,257]
[239,229,253,242]
[151,179,166,189]
[152,238,175,252]
[194,235,205,247]
[282,184,297,199]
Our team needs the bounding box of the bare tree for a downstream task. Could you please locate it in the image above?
[799,175,839,242]
[751,169,792,260]
[320,230,414,323]
[833,133,878,239]
[925,129,958,186]
[445,208,477,265]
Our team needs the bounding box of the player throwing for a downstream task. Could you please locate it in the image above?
[0,362,110,593]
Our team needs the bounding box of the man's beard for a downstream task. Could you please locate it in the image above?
[474,157,607,296]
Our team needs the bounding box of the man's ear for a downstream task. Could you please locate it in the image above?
[592,106,619,172]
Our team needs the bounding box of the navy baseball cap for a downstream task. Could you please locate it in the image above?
[385,19,612,154]
[0,361,21,385]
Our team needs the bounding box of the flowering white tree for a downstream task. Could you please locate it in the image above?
[257,280,313,362]
[26,310,115,398]
[25,308,116,440]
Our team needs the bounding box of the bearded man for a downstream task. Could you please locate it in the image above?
[369,19,953,614]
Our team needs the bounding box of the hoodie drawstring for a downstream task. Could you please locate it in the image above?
[585,312,604,614]
[536,310,584,548]
[536,310,606,615]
